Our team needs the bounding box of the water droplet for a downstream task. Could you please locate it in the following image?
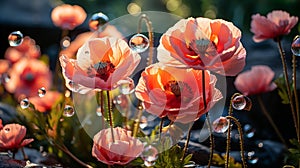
[89,12,109,32]
[232,95,252,111]
[8,31,23,46]
[60,36,71,49]
[247,151,258,164]
[1,73,10,84]
[139,116,148,129]
[119,81,135,95]
[129,33,149,53]
[291,35,300,56]
[38,87,46,97]
[141,145,158,167]
[96,106,102,117]
[4,127,10,133]
[212,117,229,133]
[184,161,196,168]
[63,105,75,117]
[113,95,123,105]
[243,124,255,138]
[257,142,264,148]
[68,80,79,91]
[20,98,30,109]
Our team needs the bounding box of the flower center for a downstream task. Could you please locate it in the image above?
[189,38,217,58]
[164,80,193,99]
[25,73,35,82]
[279,19,289,27]
[88,61,115,81]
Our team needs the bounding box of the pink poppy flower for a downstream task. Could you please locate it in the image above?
[59,25,123,58]
[60,37,141,93]
[157,17,246,76]
[4,58,52,98]
[4,36,40,64]
[0,119,34,151]
[51,4,87,30]
[250,10,298,42]
[92,127,144,165]
[135,63,223,124]
[29,91,62,112]
[0,60,10,74]
[234,65,277,96]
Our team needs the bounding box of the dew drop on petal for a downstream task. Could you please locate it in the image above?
[20,98,30,109]
[4,127,10,133]
[8,31,23,46]
[96,106,102,117]
[119,82,135,95]
[38,87,46,97]
[139,116,148,129]
[129,33,149,53]
[63,105,75,117]
[89,12,109,32]
[291,35,300,56]
[212,117,229,133]
[232,94,252,111]
[243,124,255,138]
[141,145,158,167]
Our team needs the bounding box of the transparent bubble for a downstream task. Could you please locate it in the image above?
[60,36,71,49]
[96,106,102,117]
[184,161,196,168]
[129,33,149,53]
[247,151,259,164]
[89,12,109,32]
[8,31,23,46]
[119,81,135,95]
[4,127,10,133]
[0,73,10,84]
[243,124,255,138]
[113,95,123,105]
[291,35,300,56]
[20,98,30,109]
[141,145,158,167]
[139,116,148,129]
[212,117,229,133]
[63,105,75,117]
[232,95,246,110]
[38,87,46,97]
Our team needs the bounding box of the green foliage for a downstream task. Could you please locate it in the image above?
[285,139,300,167]
[212,153,242,168]
[274,75,292,104]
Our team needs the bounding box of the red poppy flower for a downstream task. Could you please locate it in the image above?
[250,10,298,42]
[51,4,87,30]
[157,17,246,76]
[92,127,144,165]
[60,37,141,93]
[234,65,277,96]
[0,120,34,151]
[135,63,222,123]
[4,58,52,98]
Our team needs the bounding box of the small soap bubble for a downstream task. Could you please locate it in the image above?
[8,31,23,46]
[243,124,255,138]
[291,35,300,56]
[212,117,229,133]
[38,87,46,97]
[60,36,71,49]
[141,145,158,167]
[232,94,252,111]
[129,33,149,53]
[63,105,75,117]
[20,98,30,109]
[119,82,135,95]
[89,12,109,32]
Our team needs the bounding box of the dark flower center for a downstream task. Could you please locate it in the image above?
[164,80,193,98]
[88,61,115,81]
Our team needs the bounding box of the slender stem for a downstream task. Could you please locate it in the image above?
[225,93,240,168]
[21,147,28,160]
[206,113,214,168]
[292,54,300,142]
[55,143,93,168]
[106,91,115,143]
[257,95,287,146]
[159,117,165,140]
[181,124,193,161]
[100,90,105,129]
[202,70,207,110]
[138,14,154,66]
[132,104,143,137]
[226,116,247,168]
[276,39,299,140]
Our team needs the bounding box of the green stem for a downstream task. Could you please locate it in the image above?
[106,91,115,143]
[132,104,143,137]
[276,39,299,141]
[257,95,287,147]
[226,116,247,168]
[206,113,214,168]
[292,54,300,142]
[138,14,154,66]
[159,117,165,139]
